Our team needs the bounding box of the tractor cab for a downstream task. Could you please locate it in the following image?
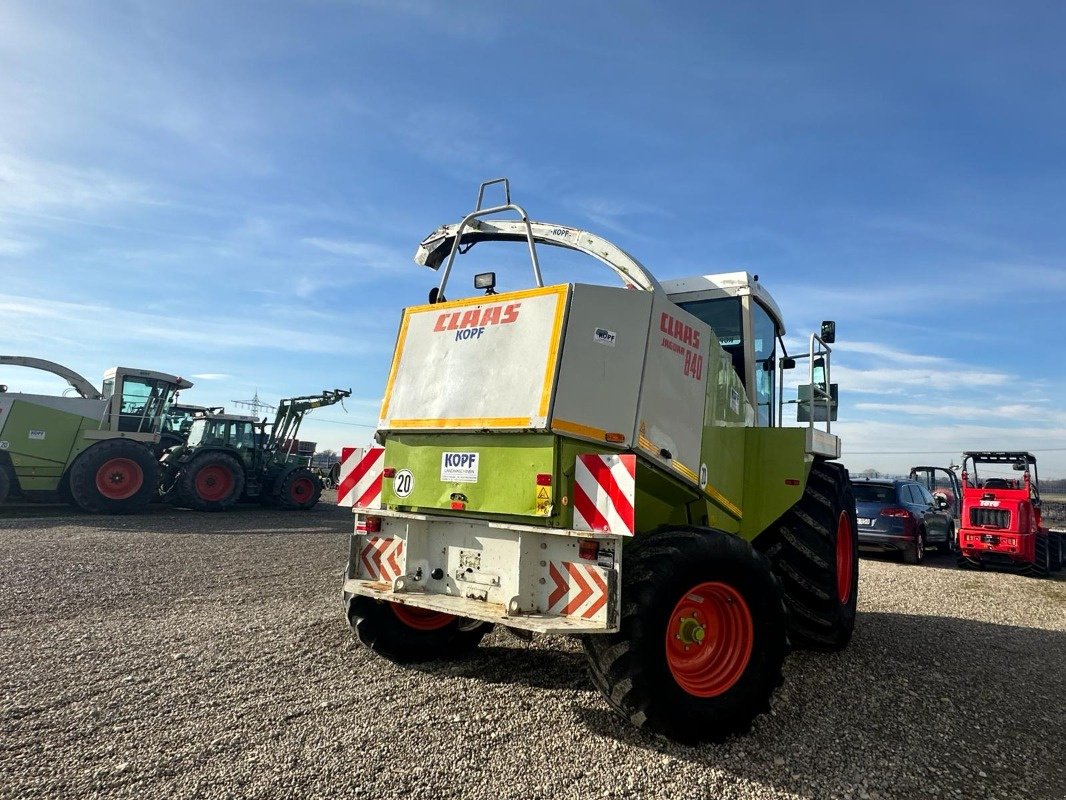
[185,413,260,452]
[100,367,193,437]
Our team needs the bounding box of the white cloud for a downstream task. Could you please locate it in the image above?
[0,153,152,213]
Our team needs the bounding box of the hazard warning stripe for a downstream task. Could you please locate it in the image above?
[358,536,404,583]
[339,447,384,509]
[546,561,610,620]
[573,453,636,536]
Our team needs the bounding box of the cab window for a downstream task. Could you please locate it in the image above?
[752,302,777,426]
[676,297,744,380]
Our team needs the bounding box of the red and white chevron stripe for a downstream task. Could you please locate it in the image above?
[358,536,404,583]
[338,446,384,509]
[573,453,636,536]
[546,561,609,621]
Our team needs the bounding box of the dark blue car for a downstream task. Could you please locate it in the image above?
[851,479,954,564]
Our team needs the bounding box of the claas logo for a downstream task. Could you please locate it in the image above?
[434,303,521,341]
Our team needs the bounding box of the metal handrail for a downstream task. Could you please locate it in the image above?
[775,333,833,433]
[435,178,543,301]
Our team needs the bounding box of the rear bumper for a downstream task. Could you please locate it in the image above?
[857,530,912,552]
[958,528,1032,561]
[343,508,623,634]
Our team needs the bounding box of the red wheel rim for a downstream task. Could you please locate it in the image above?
[390,603,456,631]
[95,458,143,500]
[665,582,754,698]
[290,477,315,503]
[194,465,235,502]
[836,510,854,604]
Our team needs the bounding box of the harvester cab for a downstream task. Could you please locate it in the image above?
[160,389,351,511]
[957,451,1063,576]
[0,356,191,513]
[341,178,859,743]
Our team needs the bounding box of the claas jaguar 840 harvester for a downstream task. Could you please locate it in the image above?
[0,356,191,513]
[342,179,858,742]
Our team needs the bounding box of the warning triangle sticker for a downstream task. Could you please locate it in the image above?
[537,487,550,500]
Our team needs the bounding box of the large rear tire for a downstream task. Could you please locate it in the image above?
[1020,534,1051,579]
[582,526,788,743]
[68,440,160,514]
[347,598,491,663]
[756,461,859,651]
[1048,531,1063,573]
[276,467,322,510]
[176,452,245,512]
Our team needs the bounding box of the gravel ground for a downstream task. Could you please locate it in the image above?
[1,498,1064,800]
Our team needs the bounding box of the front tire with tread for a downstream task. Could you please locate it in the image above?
[68,440,160,514]
[276,467,322,510]
[756,461,859,651]
[176,452,245,512]
[582,526,788,743]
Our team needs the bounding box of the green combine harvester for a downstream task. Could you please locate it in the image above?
[0,356,192,513]
[341,179,858,742]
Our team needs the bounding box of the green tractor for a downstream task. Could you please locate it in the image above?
[341,179,858,743]
[159,389,351,511]
[0,356,192,513]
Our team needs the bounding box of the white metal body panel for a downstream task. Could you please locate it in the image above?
[550,284,653,446]
[379,286,568,431]
[634,293,711,484]
[344,508,622,634]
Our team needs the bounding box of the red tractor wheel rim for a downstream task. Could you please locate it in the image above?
[390,603,456,631]
[836,511,854,605]
[95,458,143,500]
[195,465,235,502]
[290,477,315,502]
[665,581,754,698]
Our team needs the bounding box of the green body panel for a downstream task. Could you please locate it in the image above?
[738,428,811,541]
[0,399,106,490]
[383,433,556,518]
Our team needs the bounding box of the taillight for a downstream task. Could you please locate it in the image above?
[365,516,382,533]
[579,539,600,561]
[536,473,552,486]
[880,507,910,518]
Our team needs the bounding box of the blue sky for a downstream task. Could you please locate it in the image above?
[2,1,1065,476]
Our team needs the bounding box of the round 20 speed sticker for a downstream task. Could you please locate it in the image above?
[394,469,414,498]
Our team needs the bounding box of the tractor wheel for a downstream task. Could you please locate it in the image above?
[0,466,10,505]
[276,467,322,510]
[1020,534,1051,579]
[902,528,927,565]
[756,460,859,651]
[176,452,245,512]
[347,598,491,664]
[582,526,788,743]
[1048,532,1064,573]
[68,440,160,514]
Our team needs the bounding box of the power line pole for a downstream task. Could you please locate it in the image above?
[232,390,275,418]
